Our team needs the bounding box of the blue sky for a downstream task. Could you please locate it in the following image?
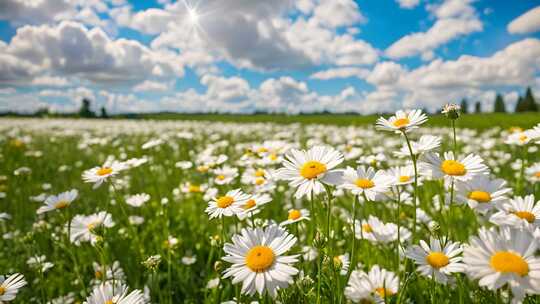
[0,0,539,114]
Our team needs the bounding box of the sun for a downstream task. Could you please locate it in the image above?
[188,7,200,25]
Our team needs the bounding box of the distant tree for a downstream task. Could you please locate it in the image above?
[460,98,469,114]
[34,107,50,117]
[515,96,525,112]
[493,94,506,113]
[522,87,538,112]
[79,98,96,118]
[474,101,482,113]
[100,106,108,118]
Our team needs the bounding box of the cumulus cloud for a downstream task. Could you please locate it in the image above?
[31,76,70,87]
[386,0,482,60]
[310,67,369,80]
[396,0,420,9]
[0,21,183,83]
[133,80,172,92]
[507,6,540,34]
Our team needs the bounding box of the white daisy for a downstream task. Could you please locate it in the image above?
[82,161,126,189]
[525,162,540,183]
[205,189,250,219]
[386,165,415,186]
[490,195,540,228]
[70,211,115,245]
[455,175,511,214]
[463,227,540,303]
[394,135,441,158]
[237,193,272,221]
[345,265,399,303]
[339,166,393,201]
[406,238,465,284]
[222,224,299,297]
[213,166,238,185]
[91,261,126,285]
[0,273,27,302]
[420,152,488,182]
[376,109,428,133]
[36,189,78,214]
[355,216,411,244]
[84,282,144,304]
[333,253,350,275]
[276,146,344,199]
[181,255,197,265]
[280,209,310,226]
[125,193,150,208]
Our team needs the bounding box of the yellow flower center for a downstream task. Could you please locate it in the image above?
[375,287,393,298]
[106,300,114,304]
[392,117,410,128]
[300,161,327,179]
[255,177,265,185]
[468,190,491,203]
[86,221,99,231]
[95,270,103,279]
[426,252,450,269]
[244,199,256,210]
[362,223,373,233]
[441,160,467,176]
[245,245,275,272]
[519,135,528,142]
[398,175,411,183]
[513,211,536,223]
[257,147,268,153]
[97,167,113,176]
[288,209,302,221]
[216,196,234,208]
[0,286,5,295]
[54,200,70,209]
[534,171,540,178]
[333,256,343,267]
[188,184,201,193]
[197,165,209,173]
[490,251,529,276]
[355,178,374,189]
[269,153,278,161]
[255,169,265,177]
[216,174,225,180]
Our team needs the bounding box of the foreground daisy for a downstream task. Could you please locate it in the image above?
[421,152,488,182]
[37,189,78,214]
[490,195,540,228]
[376,109,427,133]
[344,265,399,303]
[464,227,540,303]
[405,238,465,284]
[82,160,126,189]
[276,146,343,199]
[222,224,299,297]
[84,282,144,304]
[0,273,26,302]
[455,176,511,214]
[339,166,393,201]
[205,189,250,219]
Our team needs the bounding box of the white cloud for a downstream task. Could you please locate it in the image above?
[0,21,183,83]
[508,6,540,34]
[110,6,174,35]
[133,80,172,92]
[312,0,366,28]
[31,76,70,87]
[396,0,420,9]
[310,67,369,80]
[386,0,482,59]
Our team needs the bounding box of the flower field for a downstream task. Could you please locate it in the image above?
[1,111,540,304]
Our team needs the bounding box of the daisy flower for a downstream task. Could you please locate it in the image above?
[333,253,350,275]
[490,195,540,228]
[525,162,540,183]
[222,224,299,297]
[205,189,250,219]
[36,189,78,214]
[241,167,268,186]
[386,165,415,186]
[91,261,126,285]
[125,193,150,208]
[84,282,144,304]
[0,273,27,302]
[180,182,207,194]
[405,238,465,284]
[181,255,197,265]
[70,211,115,245]
[464,227,540,303]
[394,135,441,158]
[237,193,272,221]
[280,208,310,226]
[276,146,344,199]
[345,265,399,303]
[355,216,411,244]
[455,176,511,214]
[376,109,428,133]
[82,160,126,189]
[421,152,488,182]
[339,166,393,201]
[213,166,238,185]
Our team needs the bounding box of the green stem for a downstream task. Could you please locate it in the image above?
[402,132,418,242]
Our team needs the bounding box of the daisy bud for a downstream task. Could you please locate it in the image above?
[313,231,327,249]
[442,103,461,120]
[428,221,440,232]
[213,261,223,272]
[142,254,161,271]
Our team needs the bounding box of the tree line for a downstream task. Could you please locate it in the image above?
[460,87,538,113]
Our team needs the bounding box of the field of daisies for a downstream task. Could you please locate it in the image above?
[1,109,540,304]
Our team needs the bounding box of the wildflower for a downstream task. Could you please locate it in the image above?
[376,109,428,133]
[69,211,115,245]
[490,195,540,228]
[345,265,399,303]
[0,273,27,302]
[441,103,461,119]
[280,208,310,226]
[421,152,488,182]
[339,166,393,201]
[125,193,150,208]
[455,176,511,214]
[84,282,144,304]
[205,189,250,219]
[37,189,78,214]
[82,160,126,189]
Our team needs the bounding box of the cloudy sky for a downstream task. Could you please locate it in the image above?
[0,0,540,114]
